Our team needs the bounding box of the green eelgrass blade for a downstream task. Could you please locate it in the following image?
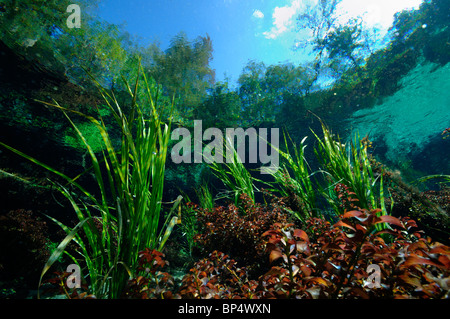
[157,195,183,251]
[311,122,393,221]
[38,216,92,298]
[3,60,177,299]
[262,130,318,219]
[62,112,109,209]
[158,216,179,252]
[377,173,390,231]
[415,174,450,185]
[37,99,124,197]
[207,135,257,205]
[0,140,99,207]
[195,183,215,210]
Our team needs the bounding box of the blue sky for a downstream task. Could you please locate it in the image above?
[96,0,423,83]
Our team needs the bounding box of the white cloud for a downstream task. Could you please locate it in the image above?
[263,0,302,39]
[252,9,264,19]
[338,0,423,29]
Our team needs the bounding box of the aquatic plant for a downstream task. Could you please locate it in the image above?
[416,173,450,186]
[312,123,388,225]
[123,248,176,299]
[118,205,450,299]
[177,250,257,299]
[268,124,390,226]
[42,270,95,299]
[269,133,318,222]
[195,183,215,210]
[193,193,290,275]
[207,136,257,205]
[260,210,450,299]
[387,183,450,244]
[0,62,181,298]
[178,202,200,259]
[62,121,104,153]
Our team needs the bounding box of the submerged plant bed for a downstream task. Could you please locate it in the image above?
[381,170,450,245]
[38,204,449,300]
[127,207,450,299]
[387,185,450,245]
[3,119,449,299]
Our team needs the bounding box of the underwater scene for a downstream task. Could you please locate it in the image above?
[0,0,449,303]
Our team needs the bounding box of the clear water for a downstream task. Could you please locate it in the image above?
[1,0,450,300]
[347,59,450,169]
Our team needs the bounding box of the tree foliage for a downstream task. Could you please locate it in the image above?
[1,0,449,165]
[0,1,215,123]
[237,61,314,126]
[194,81,241,129]
[147,32,215,121]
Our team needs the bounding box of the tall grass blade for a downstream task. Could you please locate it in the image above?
[268,131,318,220]
[312,122,390,217]
[208,135,257,205]
[37,216,92,298]
[2,60,178,298]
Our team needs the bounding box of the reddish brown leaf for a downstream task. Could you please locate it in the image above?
[356,224,367,233]
[408,240,428,253]
[430,244,450,255]
[334,220,356,231]
[268,237,282,245]
[300,264,312,276]
[265,266,285,276]
[269,249,284,263]
[262,230,279,237]
[322,242,345,252]
[404,255,442,268]
[163,291,173,299]
[374,215,404,228]
[405,219,418,229]
[306,277,329,287]
[342,210,364,219]
[293,229,309,242]
[296,241,310,254]
[399,273,422,288]
[348,287,370,299]
[438,255,450,268]
[374,229,400,237]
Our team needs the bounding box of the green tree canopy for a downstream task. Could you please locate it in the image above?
[237,61,314,126]
[193,81,241,129]
[147,32,215,121]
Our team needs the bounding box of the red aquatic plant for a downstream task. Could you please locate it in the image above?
[52,195,449,299]
[42,270,95,299]
[334,182,360,211]
[177,250,258,299]
[194,193,290,273]
[123,248,175,299]
[122,206,449,299]
[260,208,450,298]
